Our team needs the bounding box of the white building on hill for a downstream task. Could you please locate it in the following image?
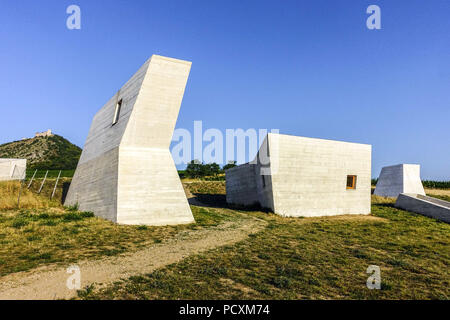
[0,159,27,181]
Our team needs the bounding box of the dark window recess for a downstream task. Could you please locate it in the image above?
[262,175,266,188]
[346,175,357,189]
[112,99,122,125]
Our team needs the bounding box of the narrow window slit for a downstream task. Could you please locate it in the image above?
[112,99,122,125]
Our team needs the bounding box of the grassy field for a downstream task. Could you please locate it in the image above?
[0,180,239,277]
[0,204,235,277]
[1,180,449,299]
[78,182,450,300]
[0,180,64,211]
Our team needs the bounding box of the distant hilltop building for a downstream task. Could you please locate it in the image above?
[35,129,53,138]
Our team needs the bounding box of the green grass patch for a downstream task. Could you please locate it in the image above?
[0,204,231,277]
[79,196,450,300]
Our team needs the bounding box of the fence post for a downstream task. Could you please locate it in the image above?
[17,179,25,208]
[51,170,62,199]
[27,169,37,189]
[38,170,48,194]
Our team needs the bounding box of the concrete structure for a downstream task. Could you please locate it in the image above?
[35,129,53,137]
[65,55,194,226]
[0,159,27,181]
[226,133,372,217]
[374,164,425,198]
[395,193,450,223]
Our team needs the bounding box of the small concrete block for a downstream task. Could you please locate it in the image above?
[374,164,425,198]
[0,159,27,181]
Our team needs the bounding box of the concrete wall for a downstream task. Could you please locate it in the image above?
[0,159,27,181]
[403,165,426,194]
[374,164,425,198]
[395,193,450,223]
[225,163,259,206]
[268,133,371,217]
[225,133,371,217]
[253,135,275,210]
[65,55,194,226]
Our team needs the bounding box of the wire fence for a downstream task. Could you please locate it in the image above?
[25,169,75,179]
[13,169,74,208]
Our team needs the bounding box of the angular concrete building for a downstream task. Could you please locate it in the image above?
[0,159,27,181]
[65,55,194,226]
[226,133,372,217]
[374,164,425,198]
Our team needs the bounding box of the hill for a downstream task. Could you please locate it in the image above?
[0,134,81,170]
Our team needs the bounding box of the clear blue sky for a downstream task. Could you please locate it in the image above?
[0,0,449,179]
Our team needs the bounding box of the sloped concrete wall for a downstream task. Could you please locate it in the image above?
[403,165,426,195]
[395,193,450,223]
[0,159,26,181]
[65,55,194,226]
[65,58,150,221]
[374,164,425,198]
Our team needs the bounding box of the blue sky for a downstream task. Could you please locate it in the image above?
[0,0,449,179]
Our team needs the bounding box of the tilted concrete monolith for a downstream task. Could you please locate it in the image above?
[65,55,194,226]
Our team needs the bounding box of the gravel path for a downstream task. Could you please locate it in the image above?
[0,211,266,300]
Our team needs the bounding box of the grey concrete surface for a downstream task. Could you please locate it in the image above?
[226,133,371,217]
[395,193,450,223]
[374,164,425,198]
[65,55,194,226]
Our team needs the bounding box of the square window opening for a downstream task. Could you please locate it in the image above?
[346,175,357,189]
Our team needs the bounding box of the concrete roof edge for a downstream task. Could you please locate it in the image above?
[266,132,372,147]
[151,54,192,66]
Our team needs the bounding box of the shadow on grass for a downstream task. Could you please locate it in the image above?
[61,182,71,204]
[374,202,397,208]
[189,193,271,213]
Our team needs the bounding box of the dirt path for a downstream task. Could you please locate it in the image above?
[0,212,266,300]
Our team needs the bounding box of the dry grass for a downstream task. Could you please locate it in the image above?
[2,179,449,299]
[371,195,396,205]
[80,184,450,300]
[184,181,226,195]
[0,179,239,277]
[80,201,450,300]
[0,181,62,210]
[0,205,235,277]
[425,188,450,197]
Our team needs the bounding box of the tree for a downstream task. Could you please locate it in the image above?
[185,160,203,178]
[223,161,237,171]
[185,161,221,178]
